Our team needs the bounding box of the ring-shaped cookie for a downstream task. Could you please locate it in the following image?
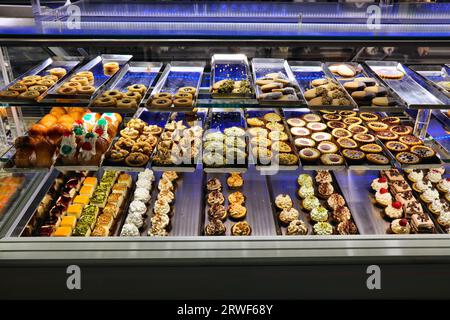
[77,86,95,95]
[151,98,172,108]
[173,98,192,108]
[69,76,89,86]
[127,84,146,94]
[178,86,196,95]
[93,96,117,107]
[117,98,137,108]
[153,92,172,99]
[102,90,123,100]
[123,91,142,101]
[36,79,55,87]
[58,86,77,95]
[173,92,193,100]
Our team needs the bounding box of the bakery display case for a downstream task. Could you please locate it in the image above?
[1,0,450,299]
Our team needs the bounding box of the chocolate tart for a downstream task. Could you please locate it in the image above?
[367,121,389,132]
[306,122,327,132]
[385,141,409,152]
[320,153,345,165]
[207,178,222,191]
[381,117,401,125]
[343,116,362,125]
[390,125,413,136]
[231,221,252,236]
[366,153,390,165]
[299,148,320,162]
[287,118,306,127]
[360,143,383,153]
[353,133,376,144]
[311,132,332,142]
[347,124,368,134]
[342,149,365,162]
[322,114,342,121]
[360,112,379,122]
[375,130,398,141]
[338,110,357,117]
[302,114,321,122]
[399,135,423,146]
[395,151,420,164]
[317,141,339,154]
[295,137,316,148]
[204,219,226,236]
[317,182,334,199]
[331,128,352,139]
[290,127,311,137]
[327,120,347,130]
[208,204,227,221]
[410,145,436,158]
[337,137,358,149]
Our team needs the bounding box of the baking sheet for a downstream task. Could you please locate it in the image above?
[0,57,83,105]
[251,58,305,107]
[210,54,254,99]
[46,54,132,104]
[89,61,162,110]
[324,62,407,112]
[203,108,248,173]
[146,61,205,111]
[201,168,277,236]
[365,61,445,109]
[150,109,207,172]
[289,61,358,111]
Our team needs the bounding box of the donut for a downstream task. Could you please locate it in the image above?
[178,87,196,95]
[174,92,193,100]
[153,92,172,99]
[8,84,27,93]
[173,98,193,108]
[93,96,117,107]
[22,75,41,82]
[117,98,137,108]
[150,98,172,108]
[58,86,77,95]
[69,76,89,86]
[123,91,142,101]
[36,79,55,87]
[127,84,146,94]
[42,75,59,82]
[102,90,123,100]
[77,86,95,95]
[19,79,37,87]
[28,85,48,94]
[48,67,67,79]
[18,90,40,99]
[0,90,19,98]
[76,71,94,81]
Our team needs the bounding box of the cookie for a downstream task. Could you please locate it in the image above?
[343,81,365,91]
[351,90,376,102]
[356,77,377,86]
[261,83,283,92]
[375,68,405,80]
[311,78,328,87]
[365,86,388,96]
[372,97,397,106]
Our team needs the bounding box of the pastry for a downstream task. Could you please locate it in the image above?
[298,185,314,199]
[263,113,281,122]
[331,128,352,139]
[343,81,365,91]
[207,191,225,206]
[306,122,327,132]
[337,137,357,149]
[302,114,321,122]
[317,141,339,154]
[313,222,333,235]
[228,191,245,205]
[437,178,450,193]
[302,196,320,211]
[299,148,320,162]
[127,84,147,95]
[364,86,387,97]
[228,203,247,220]
[294,138,315,148]
[327,193,346,210]
[426,169,443,184]
[320,153,344,165]
[315,171,333,184]
[390,125,413,136]
[375,188,392,207]
[407,170,423,183]
[437,212,450,228]
[310,206,329,222]
[275,194,293,210]
[353,133,375,144]
[287,118,306,127]
[208,204,227,221]
[278,153,298,165]
[332,206,351,223]
[347,124,368,134]
[278,207,300,226]
[337,220,358,235]
[360,143,383,153]
[398,135,422,146]
[375,68,404,80]
[420,188,439,204]
[265,122,284,132]
[381,117,401,125]
[297,174,313,187]
[327,121,346,130]
[247,117,264,127]
[385,201,403,219]
[231,221,252,236]
[290,127,310,137]
[410,145,435,158]
[367,122,389,132]
[268,131,288,141]
[286,220,308,235]
[206,178,222,191]
[390,218,410,234]
[366,153,389,165]
[271,141,291,153]
[410,213,435,234]
[311,132,332,142]
[371,177,388,192]
[385,141,409,153]
[343,116,363,125]
[342,149,365,162]
[396,152,420,165]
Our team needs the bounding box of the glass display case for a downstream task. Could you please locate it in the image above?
[1,0,450,299]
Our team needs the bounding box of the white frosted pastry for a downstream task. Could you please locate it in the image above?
[421,188,439,203]
[414,179,432,193]
[138,169,155,181]
[437,212,450,227]
[120,223,140,237]
[429,199,445,215]
[426,170,442,184]
[385,202,403,219]
[134,187,151,203]
[371,177,388,192]
[275,194,293,210]
[125,213,144,228]
[375,189,392,206]
[407,170,423,183]
[136,178,152,190]
[129,200,147,216]
[390,219,410,234]
[437,178,450,193]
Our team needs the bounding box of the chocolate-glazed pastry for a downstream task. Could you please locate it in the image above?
[332,206,351,223]
[204,219,226,236]
[207,191,225,206]
[231,221,252,236]
[206,178,222,191]
[207,204,227,221]
[318,182,334,199]
[337,220,358,235]
[327,193,346,210]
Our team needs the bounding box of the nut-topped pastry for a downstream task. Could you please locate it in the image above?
[204,219,226,236]
[390,125,413,136]
[410,145,435,158]
[337,137,358,149]
[227,173,244,189]
[279,207,300,226]
[385,141,409,152]
[360,143,383,154]
[366,153,390,165]
[231,221,252,236]
[342,149,365,162]
[286,219,308,235]
[399,135,422,146]
[396,152,420,165]
[331,128,352,139]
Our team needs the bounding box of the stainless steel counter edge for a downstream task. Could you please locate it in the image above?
[1,235,450,264]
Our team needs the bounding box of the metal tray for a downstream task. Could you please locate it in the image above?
[202,108,248,173]
[210,54,254,99]
[289,61,358,111]
[0,56,84,105]
[244,108,299,172]
[407,64,450,107]
[146,61,205,112]
[151,110,207,172]
[201,168,277,236]
[89,61,163,111]
[102,108,171,171]
[324,62,407,112]
[282,108,347,171]
[46,54,132,105]
[364,61,446,109]
[251,58,305,107]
